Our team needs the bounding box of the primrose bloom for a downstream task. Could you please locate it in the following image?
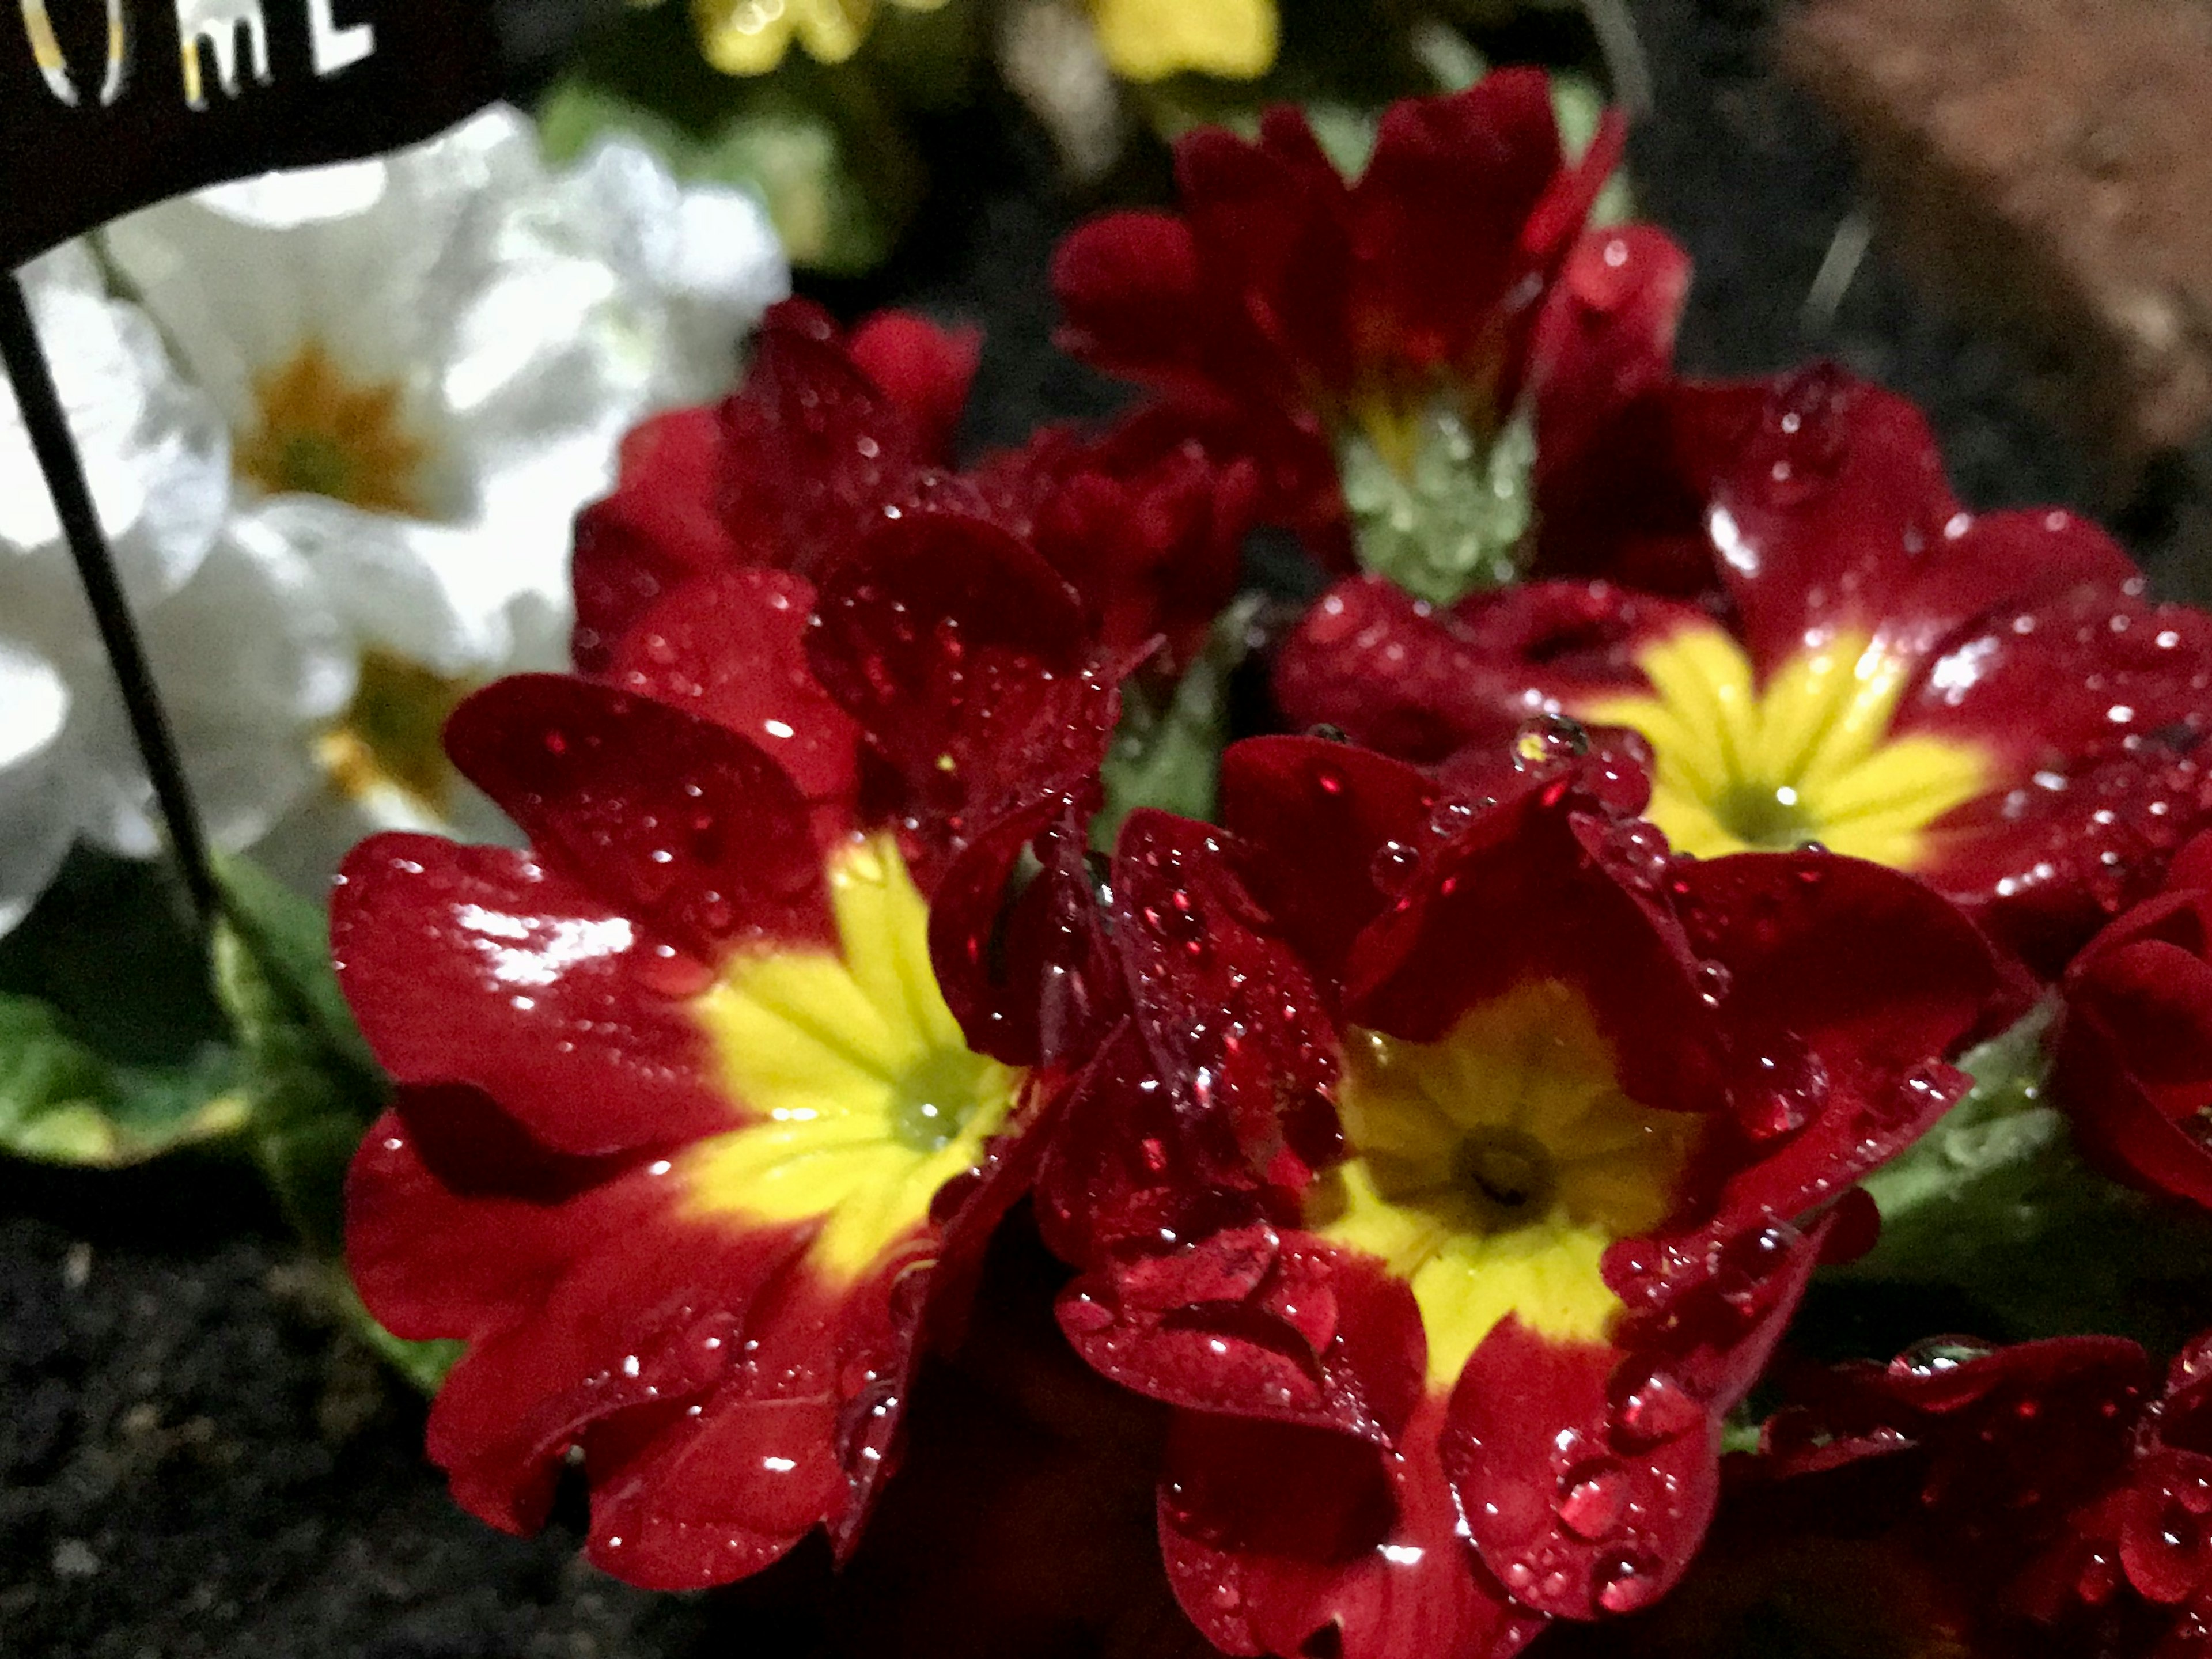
[0,245,347,934]
[341,516,1118,1587]
[1279,366,2212,974]
[1052,71,1622,579]
[1545,1334,2155,1658]
[101,105,787,886]
[667,0,946,74]
[1037,733,2009,1656]
[1085,0,1277,81]
[575,298,1258,687]
[1724,1330,2212,1658]
[2058,831,2212,1212]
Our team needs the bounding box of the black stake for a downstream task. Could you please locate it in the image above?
[0,268,217,929]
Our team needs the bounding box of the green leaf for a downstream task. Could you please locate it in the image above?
[0,850,247,1166]
[210,853,389,1254]
[1097,597,1263,844]
[1832,999,2212,1351]
[0,993,249,1165]
[1341,404,1535,605]
[535,3,921,275]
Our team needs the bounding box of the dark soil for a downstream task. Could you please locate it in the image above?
[7,2,2207,1655]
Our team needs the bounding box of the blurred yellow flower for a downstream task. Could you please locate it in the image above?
[682,0,948,75]
[1086,0,1277,81]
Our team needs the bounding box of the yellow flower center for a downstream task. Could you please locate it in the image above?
[1309,980,1699,1388]
[315,649,472,814]
[1086,0,1278,81]
[684,836,1022,1280]
[236,341,428,516]
[1580,626,1990,868]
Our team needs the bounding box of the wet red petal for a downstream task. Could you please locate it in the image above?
[445,675,831,961]
[333,835,738,1156]
[1160,1399,1541,1659]
[596,566,861,830]
[844,309,983,467]
[572,404,735,675]
[805,512,1112,876]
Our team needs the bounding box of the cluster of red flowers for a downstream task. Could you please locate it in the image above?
[338,70,2212,1658]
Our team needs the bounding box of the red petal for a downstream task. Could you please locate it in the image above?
[333,835,738,1155]
[845,309,982,467]
[347,1092,632,1341]
[1159,1399,1540,1659]
[1351,69,1566,390]
[1448,1211,1834,1621]
[597,566,861,827]
[1662,851,2013,1241]
[805,513,1112,874]
[719,299,951,581]
[1052,210,1215,396]
[572,404,735,675]
[445,675,831,961]
[1218,734,1439,984]
[1344,785,1723,1120]
[927,800,1116,1067]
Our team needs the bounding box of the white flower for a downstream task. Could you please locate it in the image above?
[99,104,790,891]
[0,249,350,935]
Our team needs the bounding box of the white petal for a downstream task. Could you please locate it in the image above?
[77,527,355,859]
[0,635,78,935]
[0,270,230,605]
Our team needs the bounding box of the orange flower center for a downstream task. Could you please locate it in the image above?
[236,341,428,516]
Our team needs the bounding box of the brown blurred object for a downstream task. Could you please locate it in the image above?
[1783,0,2212,489]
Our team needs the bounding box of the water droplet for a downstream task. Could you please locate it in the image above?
[1610,1365,1703,1448]
[1514,714,1590,771]
[1893,1336,1998,1379]
[1370,840,1419,894]
[1732,1036,1829,1141]
[1694,960,1732,1007]
[1594,1550,1663,1613]
[1427,800,1478,840]
[1557,1460,1628,1540]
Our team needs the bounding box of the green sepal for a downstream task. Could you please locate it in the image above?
[340,1278,463,1397]
[1096,598,1262,844]
[1340,404,1535,605]
[536,3,922,275]
[1832,999,2212,1352]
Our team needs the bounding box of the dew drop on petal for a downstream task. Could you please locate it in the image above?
[1557,1460,1628,1541]
[1893,1336,1998,1378]
[1594,1550,1664,1613]
[1610,1365,1703,1448]
[1513,714,1589,771]
[1370,839,1419,894]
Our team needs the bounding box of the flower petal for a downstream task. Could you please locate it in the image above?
[333,834,738,1153]
[444,674,831,960]
[597,566,861,823]
[805,513,1112,873]
[1159,1400,1542,1659]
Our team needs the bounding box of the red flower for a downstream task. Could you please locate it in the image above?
[1052,70,1623,561]
[1278,365,2212,974]
[341,521,1119,1589]
[1536,1333,2149,1657]
[1036,734,2012,1655]
[574,297,1259,688]
[2059,831,2212,1211]
[1734,1331,2212,1657]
